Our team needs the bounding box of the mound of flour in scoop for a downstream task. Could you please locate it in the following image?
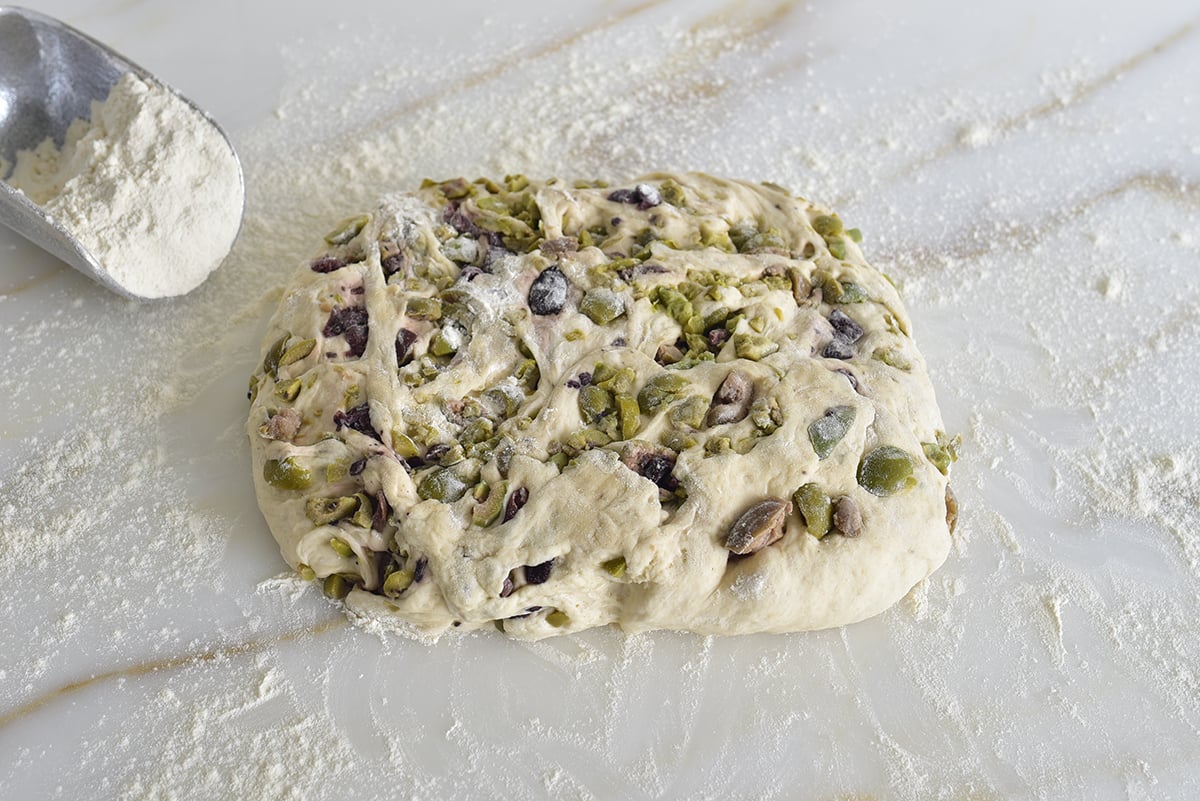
[247,173,958,640]
[4,72,242,298]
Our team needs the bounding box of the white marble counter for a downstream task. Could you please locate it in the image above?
[2,1,1199,799]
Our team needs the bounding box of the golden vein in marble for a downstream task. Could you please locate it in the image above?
[0,616,348,730]
[0,264,69,298]
[565,2,793,168]
[893,19,1199,181]
[901,170,1200,270]
[355,0,671,138]
[688,0,800,38]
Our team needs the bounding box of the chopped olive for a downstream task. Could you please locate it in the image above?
[602,556,627,577]
[263,457,311,491]
[857,446,917,496]
[578,384,615,422]
[528,266,568,315]
[793,482,832,538]
[579,288,625,324]
[324,214,369,245]
[323,573,354,600]
[637,373,691,415]
[418,468,469,502]
[807,405,856,459]
[305,495,359,526]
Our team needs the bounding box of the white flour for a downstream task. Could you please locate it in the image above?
[4,73,243,299]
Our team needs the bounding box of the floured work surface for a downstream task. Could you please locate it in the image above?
[246,173,956,640]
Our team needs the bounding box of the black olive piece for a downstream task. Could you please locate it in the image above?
[528,267,568,315]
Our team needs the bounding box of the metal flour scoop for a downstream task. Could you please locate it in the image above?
[0,6,244,300]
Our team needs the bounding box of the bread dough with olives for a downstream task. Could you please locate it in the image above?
[247,173,957,640]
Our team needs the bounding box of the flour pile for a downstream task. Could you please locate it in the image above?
[4,73,243,298]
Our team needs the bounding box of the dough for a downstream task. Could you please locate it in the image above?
[247,173,957,640]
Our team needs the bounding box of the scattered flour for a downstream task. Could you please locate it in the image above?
[4,73,243,299]
[730,572,767,601]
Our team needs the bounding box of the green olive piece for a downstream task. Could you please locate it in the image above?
[305,495,360,526]
[733,334,779,361]
[391,431,421,459]
[921,432,960,475]
[704,436,733,456]
[812,271,843,303]
[660,430,697,452]
[564,427,612,455]
[476,213,539,252]
[330,537,355,558]
[460,418,494,447]
[440,177,473,198]
[324,214,370,245]
[807,405,856,459]
[578,384,614,422]
[326,458,350,482]
[613,393,640,440]
[602,556,627,577]
[515,358,540,391]
[484,386,523,418]
[728,221,757,252]
[669,396,709,430]
[262,334,290,378]
[579,289,625,325]
[263,457,312,491]
[248,374,260,403]
[812,214,843,238]
[278,338,316,368]
[429,330,458,357]
[741,227,787,253]
[472,480,508,527]
[382,567,415,597]
[922,441,953,474]
[659,178,686,206]
[700,225,736,253]
[591,362,615,384]
[477,195,509,215]
[857,446,917,496]
[545,610,570,628]
[825,236,847,260]
[873,348,912,371]
[322,573,354,600]
[654,286,693,325]
[597,366,636,395]
[407,296,443,320]
[418,468,470,502]
[297,564,316,581]
[637,373,692,415]
[349,492,375,528]
[793,482,832,538]
[274,379,302,402]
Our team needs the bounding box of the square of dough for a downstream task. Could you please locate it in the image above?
[247,173,956,640]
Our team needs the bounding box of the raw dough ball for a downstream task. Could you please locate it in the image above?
[247,173,956,640]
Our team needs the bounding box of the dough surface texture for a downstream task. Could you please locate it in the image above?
[247,173,956,640]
